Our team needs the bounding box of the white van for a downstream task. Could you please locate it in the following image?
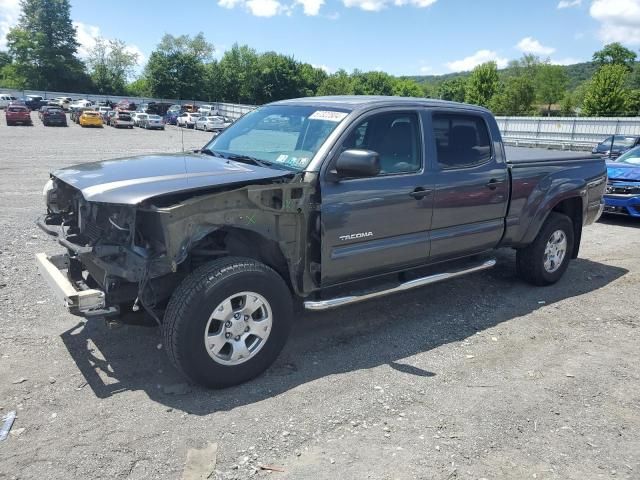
[0,94,18,109]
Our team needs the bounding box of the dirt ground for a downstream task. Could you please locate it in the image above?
[0,113,639,480]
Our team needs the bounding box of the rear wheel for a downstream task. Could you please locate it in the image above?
[163,257,293,388]
[516,212,574,286]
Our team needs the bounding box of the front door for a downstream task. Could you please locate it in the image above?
[320,110,434,286]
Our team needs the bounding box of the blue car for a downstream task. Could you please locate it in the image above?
[604,146,640,217]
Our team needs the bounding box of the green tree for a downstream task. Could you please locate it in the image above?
[582,64,630,116]
[316,70,356,95]
[559,92,576,116]
[536,63,569,115]
[127,77,151,97]
[392,78,424,97]
[87,38,139,95]
[489,76,536,115]
[145,33,213,100]
[217,44,260,103]
[465,61,499,108]
[6,0,89,90]
[253,52,305,104]
[299,63,328,97]
[592,42,637,72]
[437,78,467,102]
[352,70,396,95]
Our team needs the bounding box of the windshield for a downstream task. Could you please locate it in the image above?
[148,115,161,120]
[603,136,638,149]
[615,147,640,165]
[203,105,350,171]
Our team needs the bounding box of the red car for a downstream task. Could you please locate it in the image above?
[6,105,32,126]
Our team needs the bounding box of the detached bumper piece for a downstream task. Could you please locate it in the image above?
[35,253,113,317]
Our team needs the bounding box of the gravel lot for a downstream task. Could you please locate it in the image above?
[1,112,639,480]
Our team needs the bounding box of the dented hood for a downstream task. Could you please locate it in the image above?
[606,161,640,182]
[52,153,290,205]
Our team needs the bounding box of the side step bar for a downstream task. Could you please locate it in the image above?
[304,258,496,311]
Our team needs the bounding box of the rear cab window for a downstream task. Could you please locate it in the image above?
[432,113,492,169]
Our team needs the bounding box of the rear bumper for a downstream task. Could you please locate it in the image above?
[35,253,107,316]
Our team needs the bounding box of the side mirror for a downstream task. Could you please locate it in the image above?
[335,149,380,178]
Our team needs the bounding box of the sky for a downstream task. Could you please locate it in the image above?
[0,0,639,76]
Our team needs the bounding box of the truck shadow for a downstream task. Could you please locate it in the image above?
[60,250,627,414]
[598,214,640,228]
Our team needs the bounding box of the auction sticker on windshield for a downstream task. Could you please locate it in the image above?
[309,110,348,122]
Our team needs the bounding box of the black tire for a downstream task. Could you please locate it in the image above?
[163,257,293,388]
[516,212,574,286]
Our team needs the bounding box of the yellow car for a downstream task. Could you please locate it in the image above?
[79,111,103,128]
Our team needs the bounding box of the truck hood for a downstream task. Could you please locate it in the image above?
[52,153,291,205]
[606,161,640,182]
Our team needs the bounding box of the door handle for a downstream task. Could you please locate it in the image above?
[486,178,499,190]
[409,188,432,199]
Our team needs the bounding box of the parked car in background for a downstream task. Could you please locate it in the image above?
[41,107,67,127]
[79,111,103,128]
[603,146,640,217]
[115,100,137,111]
[138,102,173,116]
[71,107,92,124]
[0,94,18,108]
[22,95,47,110]
[197,104,219,116]
[6,105,32,125]
[177,112,200,128]
[194,115,227,132]
[182,103,198,113]
[133,112,148,127]
[139,114,165,130]
[70,99,93,110]
[111,111,134,128]
[52,97,72,110]
[592,135,640,157]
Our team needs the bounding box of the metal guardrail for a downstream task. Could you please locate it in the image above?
[496,116,640,150]
[0,88,256,120]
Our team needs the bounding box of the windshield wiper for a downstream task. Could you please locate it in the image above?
[200,147,222,157]
[223,153,273,168]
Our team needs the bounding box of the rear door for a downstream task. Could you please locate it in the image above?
[320,109,434,286]
[428,110,509,261]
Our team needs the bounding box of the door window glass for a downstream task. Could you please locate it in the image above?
[341,112,422,175]
[433,113,492,169]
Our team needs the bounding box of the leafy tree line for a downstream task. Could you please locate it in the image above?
[2,0,640,117]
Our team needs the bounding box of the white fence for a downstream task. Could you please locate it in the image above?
[0,87,255,120]
[496,116,640,150]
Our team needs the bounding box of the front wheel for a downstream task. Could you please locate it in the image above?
[163,257,293,388]
[516,212,574,286]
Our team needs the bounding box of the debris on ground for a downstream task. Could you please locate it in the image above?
[0,411,16,441]
[258,464,285,472]
[11,378,27,384]
[182,442,218,480]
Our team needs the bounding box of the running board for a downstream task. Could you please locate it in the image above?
[304,258,496,311]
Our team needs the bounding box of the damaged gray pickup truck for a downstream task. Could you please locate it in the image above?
[36,96,607,388]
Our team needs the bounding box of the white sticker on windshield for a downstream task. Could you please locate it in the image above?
[276,154,288,163]
[309,110,348,122]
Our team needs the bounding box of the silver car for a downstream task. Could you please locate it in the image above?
[194,115,227,132]
[140,114,165,130]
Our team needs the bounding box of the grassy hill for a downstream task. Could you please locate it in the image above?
[406,61,599,91]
